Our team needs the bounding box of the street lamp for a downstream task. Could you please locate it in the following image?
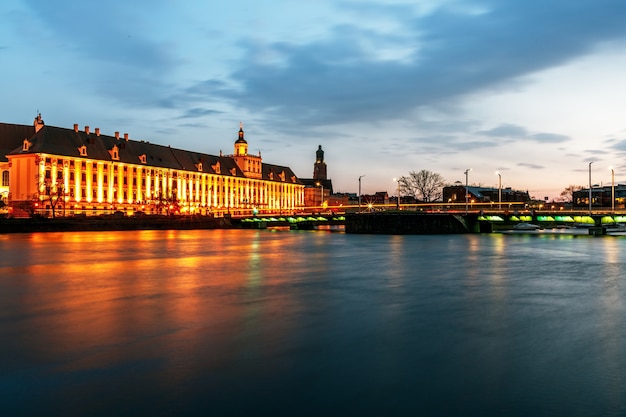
[393,178,400,210]
[464,169,471,214]
[358,175,365,212]
[589,161,593,214]
[609,166,615,212]
[316,181,324,208]
[495,171,502,209]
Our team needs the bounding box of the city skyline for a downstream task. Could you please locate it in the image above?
[3,1,626,200]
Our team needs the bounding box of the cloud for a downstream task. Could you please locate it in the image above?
[609,139,626,152]
[479,124,528,138]
[517,162,545,170]
[529,133,570,143]
[193,0,626,132]
[177,108,224,119]
[478,123,570,143]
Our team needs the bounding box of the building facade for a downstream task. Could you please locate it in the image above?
[573,185,626,209]
[3,116,304,217]
[443,185,530,206]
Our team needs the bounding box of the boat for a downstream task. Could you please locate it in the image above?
[513,222,541,230]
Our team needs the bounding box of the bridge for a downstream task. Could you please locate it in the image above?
[230,204,626,234]
[233,214,346,230]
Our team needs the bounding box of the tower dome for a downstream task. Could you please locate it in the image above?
[234,122,248,156]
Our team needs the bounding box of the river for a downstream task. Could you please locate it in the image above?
[1,229,625,416]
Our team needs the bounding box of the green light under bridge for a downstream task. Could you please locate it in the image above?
[478,215,504,221]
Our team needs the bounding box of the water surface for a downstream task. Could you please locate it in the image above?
[1,230,625,416]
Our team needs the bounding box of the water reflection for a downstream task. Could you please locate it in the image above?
[1,230,625,416]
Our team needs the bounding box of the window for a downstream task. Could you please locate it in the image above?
[2,171,8,186]
[78,145,87,156]
[109,145,119,161]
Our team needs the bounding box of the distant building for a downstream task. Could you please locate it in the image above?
[362,192,389,206]
[1,116,304,217]
[573,185,626,209]
[443,185,530,205]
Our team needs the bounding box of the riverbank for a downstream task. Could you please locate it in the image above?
[0,215,232,234]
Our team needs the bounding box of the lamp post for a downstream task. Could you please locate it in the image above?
[393,178,400,210]
[589,161,593,214]
[316,182,324,208]
[610,166,615,213]
[496,171,502,209]
[358,175,365,212]
[464,169,471,214]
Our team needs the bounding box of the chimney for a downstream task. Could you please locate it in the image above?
[95,128,100,136]
[74,124,79,132]
[124,133,129,141]
[85,126,90,135]
[115,131,120,140]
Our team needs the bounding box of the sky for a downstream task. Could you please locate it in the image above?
[3,0,626,201]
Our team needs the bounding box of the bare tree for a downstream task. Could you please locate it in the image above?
[398,170,446,202]
[155,190,180,215]
[38,176,66,218]
[559,185,583,203]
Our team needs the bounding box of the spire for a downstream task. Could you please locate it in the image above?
[234,122,248,156]
[237,121,246,143]
[316,145,324,163]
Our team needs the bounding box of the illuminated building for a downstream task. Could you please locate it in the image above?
[443,185,530,205]
[2,116,304,216]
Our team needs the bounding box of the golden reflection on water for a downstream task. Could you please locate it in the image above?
[0,229,311,381]
[2,230,626,415]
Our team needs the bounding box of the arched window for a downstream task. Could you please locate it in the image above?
[2,170,8,187]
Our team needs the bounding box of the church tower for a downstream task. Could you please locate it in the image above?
[232,122,262,179]
[313,145,327,180]
[234,122,248,156]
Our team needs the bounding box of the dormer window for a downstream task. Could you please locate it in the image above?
[139,154,147,164]
[196,162,203,172]
[211,161,221,174]
[78,145,87,157]
[229,167,236,176]
[108,145,120,161]
[278,171,286,181]
[22,139,32,152]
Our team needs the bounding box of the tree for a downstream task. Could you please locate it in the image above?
[398,170,446,202]
[39,177,66,218]
[155,190,180,215]
[559,185,583,203]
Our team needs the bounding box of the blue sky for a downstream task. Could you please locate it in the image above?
[3,0,626,200]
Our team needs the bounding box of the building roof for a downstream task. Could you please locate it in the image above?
[5,123,302,184]
[300,178,334,194]
[0,122,35,162]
